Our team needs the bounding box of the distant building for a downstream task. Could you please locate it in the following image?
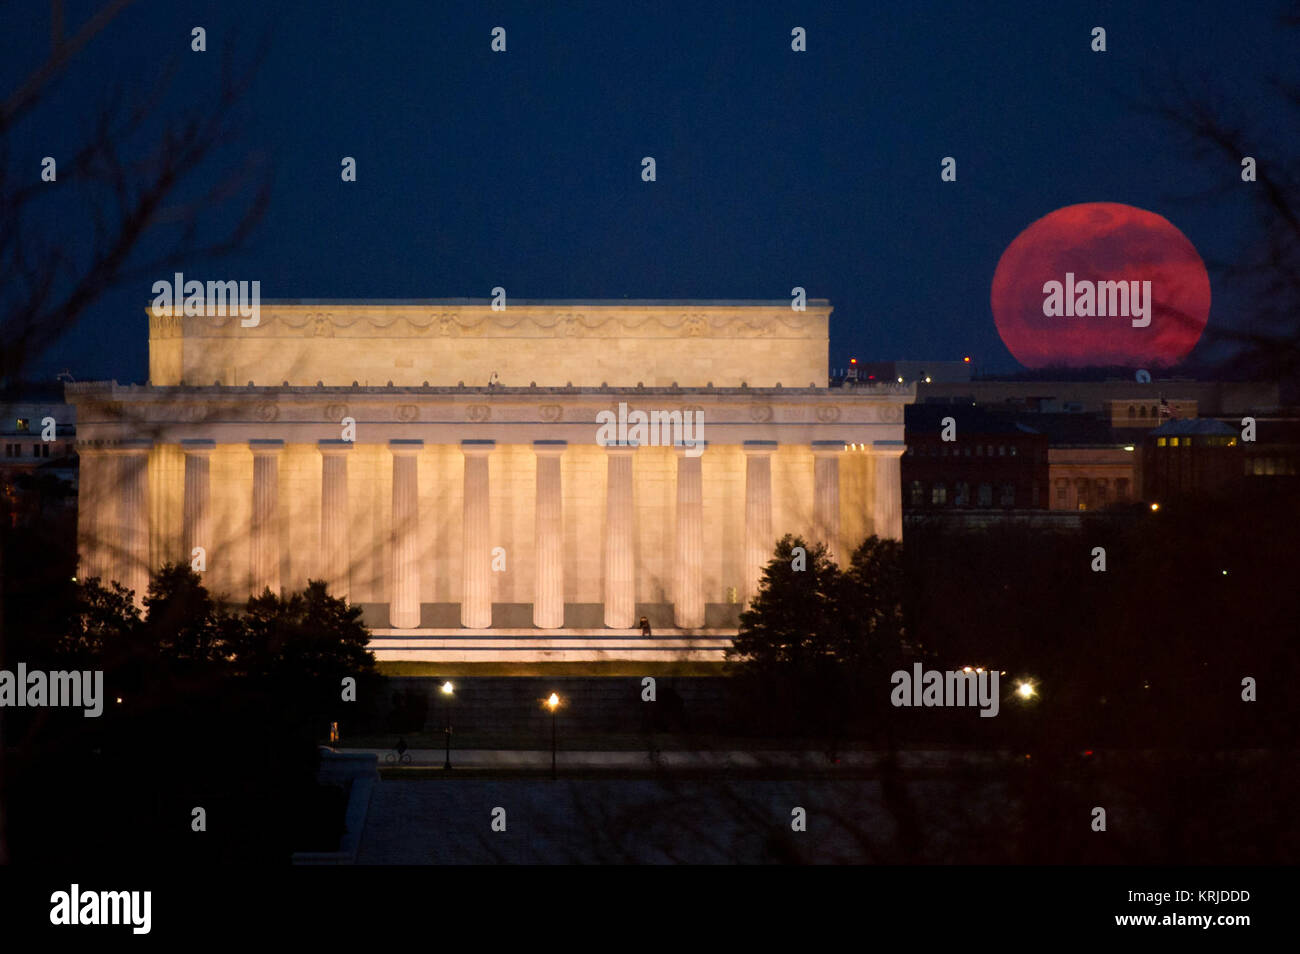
[1234,416,1300,479]
[891,370,1292,521]
[915,378,1276,416]
[1104,398,1197,428]
[1026,414,1141,511]
[847,359,973,386]
[0,384,78,529]
[1142,414,1300,502]
[1143,418,1242,501]
[902,404,1048,513]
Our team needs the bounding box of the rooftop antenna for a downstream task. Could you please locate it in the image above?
[56,369,76,383]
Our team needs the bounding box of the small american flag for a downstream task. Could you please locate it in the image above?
[1159,398,1172,418]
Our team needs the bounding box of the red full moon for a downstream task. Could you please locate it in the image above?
[991,202,1211,368]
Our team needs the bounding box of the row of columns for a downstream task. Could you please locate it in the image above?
[80,438,906,624]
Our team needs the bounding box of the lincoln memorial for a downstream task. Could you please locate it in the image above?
[67,300,913,662]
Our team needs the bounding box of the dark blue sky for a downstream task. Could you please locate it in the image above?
[7,0,1294,383]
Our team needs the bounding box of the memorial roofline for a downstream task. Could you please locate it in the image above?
[140,298,831,308]
[66,381,913,397]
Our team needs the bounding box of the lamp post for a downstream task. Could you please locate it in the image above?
[546,692,560,779]
[441,681,455,770]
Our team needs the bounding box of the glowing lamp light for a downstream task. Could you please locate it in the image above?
[1150,502,1160,512]
[1016,682,1036,699]
[963,356,971,363]
[850,358,857,365]
[441,681,455,695]
[897,376,904,383]
[546,693,560,711]
[924,376,932,383]
[1123,445,1135,452]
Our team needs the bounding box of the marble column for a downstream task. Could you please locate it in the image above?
[869,440,906,541]
[742,441,776,605]
[673,446,705,629]
[389,440,422,629]
[602,443,636,628]
[112,440,152,607]
[532,440,566,629]
[812,440,843,562]
[318,439,352,599]
[182,440,214,576]
[75,444,107,583]
[249,439,283,596]
[460,440,494,629]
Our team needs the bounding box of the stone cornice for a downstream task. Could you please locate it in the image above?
[64,382,913,426]
[66,381,912,398]
[147,302,833,340]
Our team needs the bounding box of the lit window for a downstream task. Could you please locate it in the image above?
[15,418,29,432]
[931,483,947,505]
[1157,438,1167,447]
[910,481,924,506]
[1009,445,1017,456]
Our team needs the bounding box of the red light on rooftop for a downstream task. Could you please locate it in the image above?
[963,356,971,363]
[850,358,857,365]
[867,374,875,380]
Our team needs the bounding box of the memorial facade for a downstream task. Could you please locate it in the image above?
[67,300,912,662]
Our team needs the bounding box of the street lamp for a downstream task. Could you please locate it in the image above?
[546,692,561,779]
[441,681,455,770]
